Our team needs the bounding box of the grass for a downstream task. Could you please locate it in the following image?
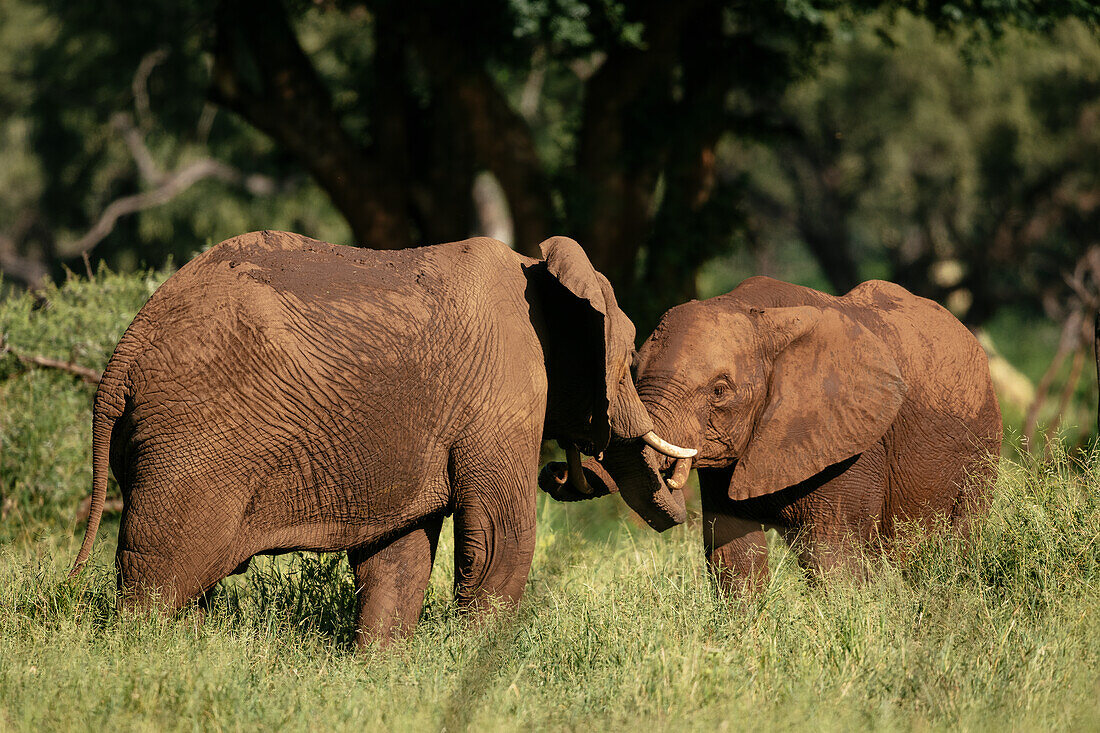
[2,269,1100,730]
[1,453,1099,730]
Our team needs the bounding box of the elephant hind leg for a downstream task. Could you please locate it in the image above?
[348,515,444,649]
[115,492,248,615]
[115,542,243,615]
[782,526,869,583]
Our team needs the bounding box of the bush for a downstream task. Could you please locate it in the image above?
[0,267,168,541]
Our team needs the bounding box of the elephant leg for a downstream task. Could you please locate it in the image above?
[698,467,770,594]
[348,516,443,648]
[115,487,247,615]
[702,512,770,595]
[782,526,867,582]
[115,543,239,615]
[450,441,538,616]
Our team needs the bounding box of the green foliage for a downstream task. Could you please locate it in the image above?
[727,11,1100,323]
[6,0,1097,318]
[0,266,168,540]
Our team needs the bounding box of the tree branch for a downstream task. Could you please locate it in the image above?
[51,55,292,264]
[0,232,50,287]
[132,48,169,131]
[0,340,102,385]
[210,0,410,247]
[65,158,246,259]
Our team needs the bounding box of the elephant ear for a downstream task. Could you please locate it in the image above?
[728,305,907,500]
[538,236,652,447]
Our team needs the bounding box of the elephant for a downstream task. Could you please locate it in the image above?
[542,276,1002,591]
[67,230,694,645]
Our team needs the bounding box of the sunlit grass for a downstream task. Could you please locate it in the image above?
[2,447,1099,730]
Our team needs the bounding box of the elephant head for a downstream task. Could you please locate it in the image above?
[566,296,906,511]
[530,237,696,530]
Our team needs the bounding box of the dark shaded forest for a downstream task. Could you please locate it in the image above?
[2,0,1099,444]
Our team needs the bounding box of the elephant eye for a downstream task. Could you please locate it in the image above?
[711,380,731,400]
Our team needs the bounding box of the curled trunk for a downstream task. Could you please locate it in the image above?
[538,439,686,532]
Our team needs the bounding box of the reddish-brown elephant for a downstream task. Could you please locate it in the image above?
[69,231,692,646]
[543,276,1002,591]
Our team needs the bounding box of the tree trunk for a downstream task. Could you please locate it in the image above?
[406,15,553,256]
[572,0,705,293]
[210,0,412,248]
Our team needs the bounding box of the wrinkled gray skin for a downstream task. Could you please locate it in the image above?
[70,231,682,647]
[546,276,1002,592]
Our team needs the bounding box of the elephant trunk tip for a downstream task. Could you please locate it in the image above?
[565,444,594,495]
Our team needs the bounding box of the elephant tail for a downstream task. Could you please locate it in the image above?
[69,342,134,578]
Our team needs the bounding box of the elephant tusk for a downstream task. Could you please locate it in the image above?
[641,431,698,459]
[566,444,594,494]
[666,456,693,490]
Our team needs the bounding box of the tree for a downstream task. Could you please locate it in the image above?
[727,12,1100,326]
[3,0,1099,329]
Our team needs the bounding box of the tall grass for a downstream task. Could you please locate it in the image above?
[1,451,1099,730]
[2,269,1099,730]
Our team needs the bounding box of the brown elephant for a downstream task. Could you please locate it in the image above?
[68,230,693,645]
[543,276,1002,591]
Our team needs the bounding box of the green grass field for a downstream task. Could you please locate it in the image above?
[2,271,1099,730]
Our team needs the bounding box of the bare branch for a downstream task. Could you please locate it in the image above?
[66,158,242,259]
[1042,344,1087,454]
[195,103,218,145]
[113,112,164,185]
[1065,245,1100,312]
[65,112,289,260]
[0,232,50,287]
[1025,308,1083,447]
[1,340,102,385]
[133,48,169,130]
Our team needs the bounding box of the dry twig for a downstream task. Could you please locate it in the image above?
[0,339,102,385]
[1026,245,1100,452]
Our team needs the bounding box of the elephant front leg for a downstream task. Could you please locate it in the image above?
[451,477,537,616]
[702,511,770,595]
[698,468,770,594]
[348,515,443,649]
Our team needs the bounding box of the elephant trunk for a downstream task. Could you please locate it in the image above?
[565,444,594,495]
[538,370,693,530]
[538,436,689,532]
[601,441,688,531]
